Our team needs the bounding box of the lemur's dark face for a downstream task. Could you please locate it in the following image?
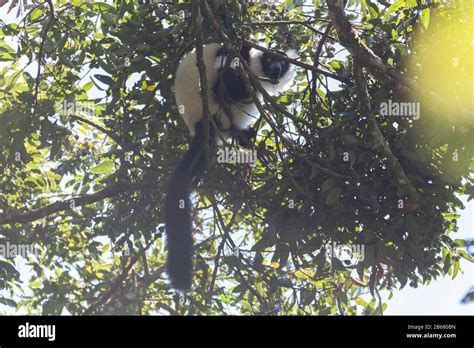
[261,51,290,82]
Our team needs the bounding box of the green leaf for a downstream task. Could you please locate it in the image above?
[255,283,265,297]
[387,0,405,15]
[453,239,466,247]
[421,8,430,29]
[241,300,252,313]
[368,2,379,19]
[443,254,452,274]
[30,8,43,21]
[326,187,342,206]
[93,74,114,86]
[452,261,460,279]
[29,280,42,288]
[0,52,15,61]
[93,2,115,12]
[321,178,336,193]
[251,237,275,251]
[0,297,17,307]
[90,160,114,174]
[458,250,474,262]
[82,81,94,91]
[0,41,15,53]
[355,297,369,308]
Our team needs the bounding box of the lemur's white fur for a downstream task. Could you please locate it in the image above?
[174,43,297,136]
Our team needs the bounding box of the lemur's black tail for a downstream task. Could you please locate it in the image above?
[164,122,207,291]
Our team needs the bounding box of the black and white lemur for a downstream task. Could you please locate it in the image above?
[165,42,297,290]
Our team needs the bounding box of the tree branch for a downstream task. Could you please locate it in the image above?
[70,115,121,144]
[0,182,143,226]
[326,0,398,80]
[353,58,420,202]
[325,1,420,202]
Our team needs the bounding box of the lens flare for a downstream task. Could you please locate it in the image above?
[409,3,473,124]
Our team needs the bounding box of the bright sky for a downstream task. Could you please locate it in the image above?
[0,2,472,315]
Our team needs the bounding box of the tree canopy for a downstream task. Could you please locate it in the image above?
[0,0,472,315]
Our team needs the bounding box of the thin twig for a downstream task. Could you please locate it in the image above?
[206,205,240,305]
[33,0,55,116]
[249,20,337,41]
[243,39,352,85]
[70,115,121,144]
[83,241,154,315]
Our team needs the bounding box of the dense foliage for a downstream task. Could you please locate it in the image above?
[0,0,472,315]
